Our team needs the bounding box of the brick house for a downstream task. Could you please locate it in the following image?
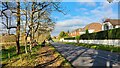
[68,28,82,37]
[69,23,102,37]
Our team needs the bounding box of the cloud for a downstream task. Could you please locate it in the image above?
[56,19,82,27]
[79,2,96,7]
[51,18,84,36]
[51,16,94,36]
[77,0,94,2]
[90,2,119,19]
[75,8,87,12]
[63,0,120,2]
[62,0,105,2]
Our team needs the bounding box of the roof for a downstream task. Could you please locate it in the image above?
[70,23,102,33]
[104,19,120,26]
[71,28,83,33]
[83,23,102,32]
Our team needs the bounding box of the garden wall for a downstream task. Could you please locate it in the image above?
[60,39,120,46]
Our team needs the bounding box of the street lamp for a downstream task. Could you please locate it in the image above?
[107,0,113,3]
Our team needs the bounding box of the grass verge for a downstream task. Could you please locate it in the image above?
[64,42,120,53]
[1,44,72,67]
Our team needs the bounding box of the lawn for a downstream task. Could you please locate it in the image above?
[52,39,59,42]
[64,42,120,52]
[1,44,72,67]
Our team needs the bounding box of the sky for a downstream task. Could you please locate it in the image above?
[0,0,119,35]
[51,1,120,36]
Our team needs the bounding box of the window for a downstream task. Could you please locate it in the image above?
[104,24,109,30]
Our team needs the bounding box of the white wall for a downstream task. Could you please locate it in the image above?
[102,22,113,30]
[60,39,120,46]
[107,22,113,29]
[115,25,120,28]
[88,29,94,33]
[79,32,85,35]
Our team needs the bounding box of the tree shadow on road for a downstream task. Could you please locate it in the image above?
[90,49,120,68]
[52,43,119,68]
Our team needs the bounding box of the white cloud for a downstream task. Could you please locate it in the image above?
[76,0,94,2]
[84,12,89,15]
[51,18,84,36]
[56,19,82,27]
[75,8,87,12]
[90,2,119,19]
[79,2,96,7]
[62,0,120,2]
[51,16,95,36]
[62,0,105,2]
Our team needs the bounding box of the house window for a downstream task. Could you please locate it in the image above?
[104,24,109,30]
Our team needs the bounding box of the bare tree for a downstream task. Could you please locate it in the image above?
[1,1,64,54]
[1,2,21,54]
[16,2,20,54]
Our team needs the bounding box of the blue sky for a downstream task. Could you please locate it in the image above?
[0,0,119,35]
[51,2,119,36]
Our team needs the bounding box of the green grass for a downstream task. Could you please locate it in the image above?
[1,44,42,62]
[52,39,59,42]
[1,44,44,67]
[1,43,72,67]
[64,42,120,52]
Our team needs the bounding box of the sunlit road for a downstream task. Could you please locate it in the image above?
[51,42,120,68]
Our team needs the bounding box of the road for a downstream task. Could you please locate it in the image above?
[51,42,120,68]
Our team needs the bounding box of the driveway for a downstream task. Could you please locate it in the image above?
[51,42,120,68]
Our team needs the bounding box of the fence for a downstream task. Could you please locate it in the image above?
[60,39,120,46]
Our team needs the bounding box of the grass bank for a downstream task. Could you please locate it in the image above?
[1,44,72,67]
[64,42,120,52]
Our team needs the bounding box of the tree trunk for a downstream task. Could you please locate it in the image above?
[16,2,20,54]
[24,6,28,54]
[30,33,32,53]
[29,2,35,53]
[8,29,10,34]
[25,36,27,53]
[77,39,79,44]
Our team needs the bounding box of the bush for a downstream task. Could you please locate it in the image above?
[64,37,75,40]
[75,35,80,40]
[75,36,80,43]
[80,28,120,40]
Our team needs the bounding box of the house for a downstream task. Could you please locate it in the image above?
[102,19,120,30]
[68,28,82,37]
[80,23,102,34]
[69,23,102,37]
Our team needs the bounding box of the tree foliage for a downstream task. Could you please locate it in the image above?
[59,31,69,38]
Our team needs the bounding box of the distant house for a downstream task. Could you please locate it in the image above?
[69,23,102,37]
[102,19,120,30]
[81,23,102,34]
[68,28,82,37]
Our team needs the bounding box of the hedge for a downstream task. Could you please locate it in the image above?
[80,28,120,40]
[64,37,75,40]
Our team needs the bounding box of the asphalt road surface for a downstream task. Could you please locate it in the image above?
[51,42,120,68]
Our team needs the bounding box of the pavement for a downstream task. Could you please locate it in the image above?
[51,42,120,68]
